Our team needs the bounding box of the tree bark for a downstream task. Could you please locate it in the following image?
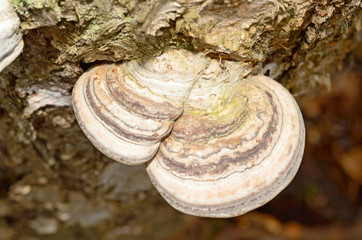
[0,0,361,239]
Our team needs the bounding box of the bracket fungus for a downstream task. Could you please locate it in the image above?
[72,49,305,217]
[72,50,209,164]
[0,0,23,72]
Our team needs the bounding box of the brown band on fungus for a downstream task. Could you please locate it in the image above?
[84,72,172,143]
[160,123,304,218]
[147,142,302,218]
[106,64,182,121]
[156,85,280,178]
[171,106,248,142]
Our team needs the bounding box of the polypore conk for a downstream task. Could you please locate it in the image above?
[146,63,305,217]
[147,71,305,217]
[72,49,305,217]
[72,50,209,165]
[0,0,23,72]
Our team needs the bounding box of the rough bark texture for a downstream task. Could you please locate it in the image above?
[0,0,361,239]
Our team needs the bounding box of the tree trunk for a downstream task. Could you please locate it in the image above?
[0,0,361,239]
